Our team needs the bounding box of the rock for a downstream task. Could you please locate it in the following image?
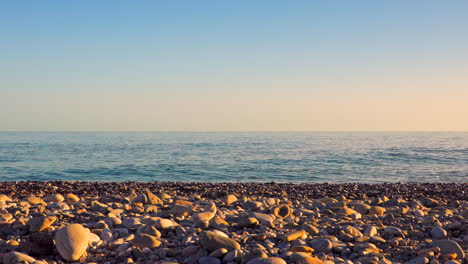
[364,226,378,237]
[303,224,319,235]
[29,216,57,232]
[421,197,439,208]
[0,194,12,202]
[283,230,306,241]
[237,217,259,228]
[341,225,363,238]
[384,226,404,237]
[192,211,216,222]
[101,228,113,242]
[65,193,80,202]
[431,226,447,239]
[200,231,241,251]
[241,248,268,264]
[290,246,314,254]
[430,239,465,258]
[88,232,100,245]
[3,252,36,264]
[309,238,332,253]
[224,194,238,205]
[43,194,64,203]
[339,208,359,215]
[199,256,221,264]
[26,196,45,205]
[246,257,287,264]
[155,218,175,229]
[122,218,141,228]
[131,233,162,248]
[250,212,274,226]
[299,257,324,264]
[369,206,386,216]
[55,223,89,262]
[145,190,163,205]
[47,202,70,210]
[273,204,293,219]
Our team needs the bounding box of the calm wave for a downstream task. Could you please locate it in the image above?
[0,132,467,183]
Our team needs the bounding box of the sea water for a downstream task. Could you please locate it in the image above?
[0,132,467,183]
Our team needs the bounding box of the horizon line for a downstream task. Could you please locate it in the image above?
[1,130,467,133]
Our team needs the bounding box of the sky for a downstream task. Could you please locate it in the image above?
[1,1,468,131]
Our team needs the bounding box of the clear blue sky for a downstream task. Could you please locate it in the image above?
[1,1,468,131]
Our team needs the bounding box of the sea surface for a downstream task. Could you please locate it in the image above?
[0,132,467,183]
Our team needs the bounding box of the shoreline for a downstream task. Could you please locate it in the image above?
[0,181,466,200]
[0,181,466,263]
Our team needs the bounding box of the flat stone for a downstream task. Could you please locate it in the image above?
[283,230,306,241]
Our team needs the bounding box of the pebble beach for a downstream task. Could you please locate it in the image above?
[0,181,466,264]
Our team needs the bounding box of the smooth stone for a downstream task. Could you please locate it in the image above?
[131,233,162,248]
[47,202,70,210]
[122,218,141,228]
[200,231,241,251]
[237,217,259,228]
[65,193,80,202]
[301,257,325,264]
[224,194,238,205]
[250,212,275,225]
[43,194,65,203]
[26,196,45,205]
[339,208,359,215]
[283,230,307,241]
[198,256,221,264]
[88,232,101,245]
[290,246,314,254]
[364,226,378,237]
[192,211,216,222]
[309,238,333,253]
[241,248,268,264]
[246,257,287,264]
[369,206,386,216]
[3,252,36,264]
[155,218,175,229]
[0,194,12,202]
[431,226,447,239]
[384,226,404,237]
[430,239,465,258]
[55,223,89,262]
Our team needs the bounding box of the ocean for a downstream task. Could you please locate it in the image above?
[0,132,466,183]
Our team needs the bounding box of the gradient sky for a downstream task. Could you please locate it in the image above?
[1,1,468,131]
